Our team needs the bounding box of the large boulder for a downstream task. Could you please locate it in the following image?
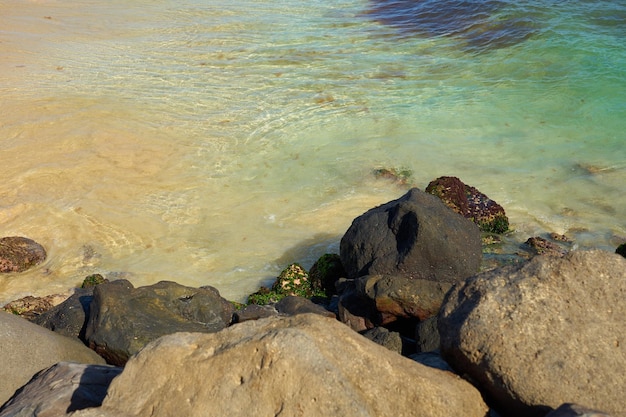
[0,236,46,273]
[85,280,234,366]
[0,362,121,416]
[439,250,626,417]
[0,311,105,405]
[72,314,488,417]
[340,188,481,281]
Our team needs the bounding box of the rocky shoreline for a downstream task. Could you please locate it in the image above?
[1,179,625,417]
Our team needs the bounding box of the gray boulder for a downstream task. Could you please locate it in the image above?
[340,188,481,281]
[0,312,105,406]
[0,237,46,273]
[439,250,626,417]
[72,314,488,417]
[0,362,121,417]
[85,280,234,366]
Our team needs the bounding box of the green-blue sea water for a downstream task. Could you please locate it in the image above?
[0,0,624,302]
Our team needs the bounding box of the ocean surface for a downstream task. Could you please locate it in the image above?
[1,0,624,304]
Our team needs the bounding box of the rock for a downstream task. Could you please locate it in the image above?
[415,316,440,353]
[361,326,403,354]
[308,253,346,295]
[0,311,105,406]
[85,280,234,366]
[425,176,509,233]
[247,263,322,305]
[274,296,335,318]
[336,278,375,332]
[33,288,94,341]
[524,236,568,257]
[438,250,626,417]
[546,403,613,417]
[2,292,71,321]
[71,314,488,417]
[356,274,453,324]
[233,304,278,323]
[616,243,626,258]
[340,188,482,281]
[409,351,453,372]
[0,236,46,273]
[0,362,122,417]
[81,274,109,288]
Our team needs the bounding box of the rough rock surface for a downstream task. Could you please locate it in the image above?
[340,188,481,281]
[85,280,234,366]
[33,288,94,340]
[425,176,509,233]
[361,326,403,353]
[0,312,105,406]
[0,362,122,417]
[72,314,488,417]
[357,274,453,323]
[524,236,568,257]
[439,250,626,417]
[274,296,335,318]
[0,236,46,273]
[415,316,440,353]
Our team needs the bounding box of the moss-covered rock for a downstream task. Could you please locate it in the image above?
[81,274,109,288]
[247,263,327,306]
[308,254,346,295]
[425,176,509,234]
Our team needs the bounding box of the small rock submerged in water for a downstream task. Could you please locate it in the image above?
[0,236,46,273]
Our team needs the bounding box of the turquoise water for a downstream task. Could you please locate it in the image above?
[1,0,624,303]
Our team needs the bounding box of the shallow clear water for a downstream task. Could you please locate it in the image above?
[1,0,625,303]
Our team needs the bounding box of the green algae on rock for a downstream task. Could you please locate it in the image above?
[247,263,327,306]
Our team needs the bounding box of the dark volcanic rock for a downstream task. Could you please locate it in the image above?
[356,274,453,324]
[425,176,509,233]
[0,236,46,273]
[361,326,402,354]
[233,304,278,323]
[340,188,481,281]
[85,280,235,366]
[616,243,626,258]
[274,296,335,318]
[33,288,94,340]
[439,250,626,417]
[415,316,440,353]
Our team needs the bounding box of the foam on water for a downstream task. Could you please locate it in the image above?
[0,0,624,303]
